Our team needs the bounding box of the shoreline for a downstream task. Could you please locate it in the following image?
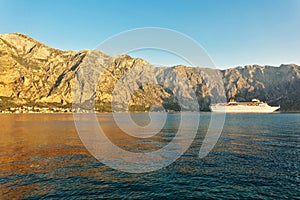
[1,111,300,114]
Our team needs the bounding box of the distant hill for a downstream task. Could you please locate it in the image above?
[0,33,299,112]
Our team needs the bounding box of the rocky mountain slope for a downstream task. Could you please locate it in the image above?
[0,33,299,111]
[223,64,300,111]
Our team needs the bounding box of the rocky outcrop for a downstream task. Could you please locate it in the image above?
[0,33,299,111]
[223,64,300,111]
[0,33,86,106]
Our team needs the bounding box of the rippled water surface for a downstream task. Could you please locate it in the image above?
[0,113,299,199]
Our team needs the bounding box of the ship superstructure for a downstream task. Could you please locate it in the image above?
[210,98,280,113]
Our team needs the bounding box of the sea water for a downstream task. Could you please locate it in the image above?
[0,113,299,199]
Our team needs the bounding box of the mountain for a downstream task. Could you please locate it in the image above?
[0,33,299,112]
[223,64,300,111]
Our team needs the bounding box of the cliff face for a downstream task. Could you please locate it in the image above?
[0,33,86,106]
[223,65,300,111]
[0,33,299,111]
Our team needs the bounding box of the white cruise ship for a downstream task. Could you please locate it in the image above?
[210,98,280,113]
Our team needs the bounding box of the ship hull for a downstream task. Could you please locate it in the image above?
[210,105,280,113]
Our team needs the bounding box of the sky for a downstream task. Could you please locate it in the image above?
[0,0,299,68]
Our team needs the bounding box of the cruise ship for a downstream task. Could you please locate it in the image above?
[210,98,280,113]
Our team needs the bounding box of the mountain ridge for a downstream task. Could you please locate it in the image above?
[0,33,299,112]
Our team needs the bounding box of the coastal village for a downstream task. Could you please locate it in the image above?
[0,105,73,114]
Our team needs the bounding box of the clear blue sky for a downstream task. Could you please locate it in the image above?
[1,0,299,68]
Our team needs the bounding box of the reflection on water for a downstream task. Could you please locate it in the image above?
[0,113,299,199]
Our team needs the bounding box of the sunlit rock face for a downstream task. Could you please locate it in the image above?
[0,33,299,111]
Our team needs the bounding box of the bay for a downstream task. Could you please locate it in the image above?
[0,113,299,199]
